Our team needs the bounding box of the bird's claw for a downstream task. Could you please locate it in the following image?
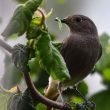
[84,101,96,110]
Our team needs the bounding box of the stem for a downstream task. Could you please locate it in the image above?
[0,37,67,109]
[0,38,13,53]
[37,8,45,26]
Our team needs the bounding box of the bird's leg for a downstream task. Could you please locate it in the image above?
[57,83,64,103]
[57,84,74,110]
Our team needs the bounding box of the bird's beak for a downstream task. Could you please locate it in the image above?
[61,18,67,23]
[55,18,67,24]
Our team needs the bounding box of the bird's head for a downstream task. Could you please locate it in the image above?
[61,15,98,35]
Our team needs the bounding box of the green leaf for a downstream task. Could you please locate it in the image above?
[8,89,35,110]
[36,103,47,110]
[90,89,110,110]
[103,68,110,81]
[0,87,35,110]
[73,97,84,104]
[36,32,70,81]
[12,44,29,73]
[61,82,88,104]
[77,81,88,96]
[28,58,41,75]
[26,18,42,39]
[61,88,84,104]
[2,0,43,38]
[34,70,49,90]
[102,68,110,87]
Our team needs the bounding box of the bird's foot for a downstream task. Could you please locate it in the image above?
[73,86,96,110]
[76,101,96,110]
[57,83,65,103]
[62,103,73,110]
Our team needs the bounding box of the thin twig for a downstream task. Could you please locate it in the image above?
[0,38,13,53]
[24,72,63,109]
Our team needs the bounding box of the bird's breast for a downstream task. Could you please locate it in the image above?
[60,35,100,85]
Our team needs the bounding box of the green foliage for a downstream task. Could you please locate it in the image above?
[26,18,42,39]
[28,58,41,75]
[73,97,84,104]
[36,103,47,110]
[96,33,110,86]
[2,0,43,38]
[2,0,70,85]
[34,70,49,91]
[36,31,70,81]
[61,82,88,105]
[90,89,110,110]
[26,11,70,82]
[12,44,29,73]
[103,68,110,85]
[88,33,110,110]
[8,89,35,110]
[78,81,88,97]
[96,33,110,72]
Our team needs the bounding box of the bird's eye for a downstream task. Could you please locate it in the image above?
[75,17,82,23]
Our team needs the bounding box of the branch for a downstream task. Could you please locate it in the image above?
[0,37,74,110]
[0,38,12,53]
[23,72,63,109]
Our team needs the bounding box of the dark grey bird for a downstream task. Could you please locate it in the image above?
[60,15,102,87]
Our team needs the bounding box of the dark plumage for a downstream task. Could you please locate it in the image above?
[60,15,102,87]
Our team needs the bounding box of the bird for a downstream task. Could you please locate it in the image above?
[60,15,102,88]
[45,15,102,102]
